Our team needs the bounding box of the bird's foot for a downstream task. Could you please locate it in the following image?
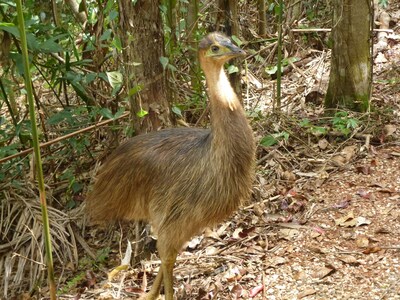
[137,292,162,300]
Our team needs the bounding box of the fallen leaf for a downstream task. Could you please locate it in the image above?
[356,189,372,199]
[383,124,396,136]
[249,285,264,298]
[271,256,286,266]
[312,226,325,235]
[318,138,329,150]
[342,145,357,162]
[375,227,390,234]
[298,288,317,299]
[312,264,336,279]
[356,165,372,175]
[279,228,300,240]
[375,52,387,63]
[356,236,369,248]
[232,228,243,239]
[356,216,371,226]
[231,283,243,297]
[338,255,360,265]
[107,264,128,281]
[224,266,244,282]
[363,246,382,254]
[188,236,203,249]
[205,246,219,255]
[333,200,351,209]
[335,211,357,227]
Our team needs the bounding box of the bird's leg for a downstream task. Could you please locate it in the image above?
[157,238,178,300]
[161,250,178,300]
[138,268,163,300]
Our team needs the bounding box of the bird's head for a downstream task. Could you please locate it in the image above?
[198,32,246,66]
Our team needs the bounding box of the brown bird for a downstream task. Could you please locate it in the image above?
[86,32,255,300]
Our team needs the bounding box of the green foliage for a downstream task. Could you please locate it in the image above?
[299,111,359,137]
[57,248,110,294]
[378,0,389,8]
[260,131,289,147]
[332,111,358,135]
[299,118,328,135]
[265,57,298,75]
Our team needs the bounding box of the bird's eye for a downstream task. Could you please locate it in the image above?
[211,45,219,53]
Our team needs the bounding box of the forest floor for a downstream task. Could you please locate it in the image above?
[72,144,400,300]
[56,12,400,300]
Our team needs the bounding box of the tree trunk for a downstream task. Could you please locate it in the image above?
[118,0,172,134]
[325,0,372,112]
[187,0,201,97]
[217,0,243,103]
[258,0,266,36]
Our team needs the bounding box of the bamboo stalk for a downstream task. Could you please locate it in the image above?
[15,1,56,298]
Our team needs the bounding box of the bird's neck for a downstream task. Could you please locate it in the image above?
[202,62,253,153]
[204,63,240,112]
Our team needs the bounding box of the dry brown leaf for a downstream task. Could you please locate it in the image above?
[205,246,219,255]
[312,264,336,279]
[204,228,221,240]
[224,266,245,282]
[335,211,357,227]
[318,138,329,150]
[232,228,243,239]
[363,246,383,254]
[375,52,388,63]
[298,288,317,299]
[231,283,244,297]
[383,124,396,136]
[356,236,369,248]
[356,216,372,226]
[249,285,264,298]
[279,228,300,240]
[338,255,360,265]
[188,236,203,249]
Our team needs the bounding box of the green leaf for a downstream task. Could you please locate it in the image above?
[260,135,278,147]
[100,108,114,119]
[172,105,182,118]
[109,10,118,21]
[159,56,169,70]
[347,118,358,129]
[106,71,123,89]
[265,65,278,75]
[47,109,72,125]
[128,84,143,96]
[85,72,97,84]
[112,37,122,51]
[137,108,148,118]
[227,65,239,74]
[231,35,243,46]
[39,39,63,53]
[311,126,328,135]
[114,108,126,119]
[299,118,310,127]
[0,23,19,37]
[72,182,83,193]
[100,29,112,41]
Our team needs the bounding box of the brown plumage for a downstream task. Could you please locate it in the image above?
[86,32,255,300]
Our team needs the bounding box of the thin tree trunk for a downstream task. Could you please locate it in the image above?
[258,0,266,36]
[325,0,372,112]
[187,0,201,96]
[217,0,243,103]
[118,0,172,134]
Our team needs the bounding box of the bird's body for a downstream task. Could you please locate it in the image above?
[86,32,255,300]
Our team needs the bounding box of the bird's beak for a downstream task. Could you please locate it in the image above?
[224,42,246,58]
